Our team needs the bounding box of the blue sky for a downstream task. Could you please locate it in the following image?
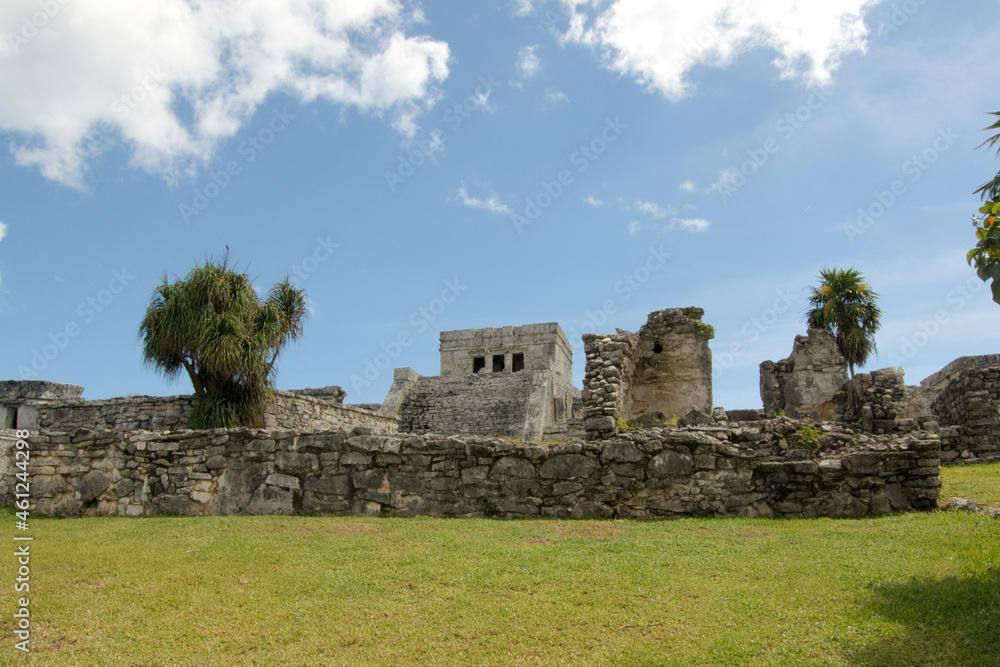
[2,0,1000,411]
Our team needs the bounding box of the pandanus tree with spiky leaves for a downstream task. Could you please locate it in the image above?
[805,267,882,378]
[138,252,308,429]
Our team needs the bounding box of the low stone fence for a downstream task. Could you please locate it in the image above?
[1,418,940,520]
[17,391,396,436]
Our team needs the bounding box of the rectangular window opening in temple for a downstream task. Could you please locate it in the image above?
[493,354,505,372]
[512,353,525,372]
[473,357,485,373]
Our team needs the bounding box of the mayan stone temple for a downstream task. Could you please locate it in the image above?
[2,307,997,520]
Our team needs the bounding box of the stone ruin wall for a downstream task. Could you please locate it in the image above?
[0,380,84,431]
[931,366,1000,464]
[760,329,849,420]
[582,308,713,440]
[628,308,714,418]
[830,362,1000,464]
[582,331,640,440]
[839,368,937,433]
[757,338,1000,465]
[0,418,940,520]
[4,389,395,436]
[390,371,552,440]
[381,323,580,441]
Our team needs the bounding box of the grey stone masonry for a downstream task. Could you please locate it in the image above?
[1,417,940,519]
[382,323,579,441]
[0,380,84,430]
[287,386,346,404]
[439,323,572,386]
[761,329,848,420]
[838,368,940,435]
[394,371,555,441]
[920,355,1000,388]
[628,308,714,420]
[13,390,396,435]
[582,331,640,440]
[583,308,714,440]
[932,367,1000,464]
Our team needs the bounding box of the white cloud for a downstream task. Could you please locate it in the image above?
[456,184,512,215]
[679,179,697,193]
[635,200,672,219]
[584,194,605,207]
[708,167,741,196]
[518,45,541,77]
[618,201,710,235]
[471,89,494,113]
[513,0,537,17]
[544,88,569,104]
[559,0,877,100]
[671,217,711,233]
[0,0,450,188]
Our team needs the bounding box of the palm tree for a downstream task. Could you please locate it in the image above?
[138,252,308,428]
[805,267,882,377]
[974,110,1000,203]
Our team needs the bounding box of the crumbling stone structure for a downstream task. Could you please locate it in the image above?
[760,329,849,420]
[1,382,393,434]
[0,380,84,430]
[582,308,714,440]
[759,339,1000,465]
[931,364,1000,464]
[15,308,1000,522]
[380,323,580,441]
[1,418,940,520]
[837,368,938,435]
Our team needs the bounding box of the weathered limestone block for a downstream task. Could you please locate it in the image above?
[275,451,319,475]
[760,329,848,419]
[649,450,693,478]
[77,471,112,503]
[570,501,614,519]
[628,308,714,420]
[538,454,598,480]
[600,441,644,463]
[490,457,536,479]
[248,485,296,515]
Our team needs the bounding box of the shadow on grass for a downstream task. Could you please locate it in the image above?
[845,569,1000,666]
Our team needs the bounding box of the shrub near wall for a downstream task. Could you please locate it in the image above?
[1,418,940,520]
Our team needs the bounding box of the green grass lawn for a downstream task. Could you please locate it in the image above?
[2,465,998,666]
[940,462,1000,507]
